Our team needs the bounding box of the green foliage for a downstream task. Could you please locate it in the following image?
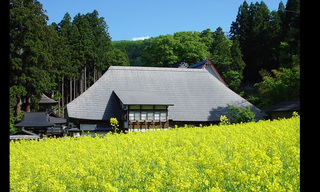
[142,35,179,67]
[108,48,130,66]
[226,104,255,124]
[210,28,245,93]
[256,67,300,108]
[9,108,17,134]
[230,0,299,83]
[223,70,243,92]
[68,10,114,80]
[210,27,232,71]
[173,31,208,65]
[10,0,55,107]
[141,32,207,67]
[9,0,124,119]
[229,0,300,108]
[112,39,154,66]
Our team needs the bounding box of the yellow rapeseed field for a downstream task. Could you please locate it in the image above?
[10,116,300,191]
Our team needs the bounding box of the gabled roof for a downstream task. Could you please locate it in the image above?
[14,112,54,128]
[189,59,227,86]
[66,66,264,122]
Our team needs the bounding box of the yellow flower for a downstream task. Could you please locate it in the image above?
[10,117,300,191]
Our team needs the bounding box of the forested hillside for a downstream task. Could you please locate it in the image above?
[10,0,300,130]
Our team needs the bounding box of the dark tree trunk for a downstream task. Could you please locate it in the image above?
[16,98,21,118]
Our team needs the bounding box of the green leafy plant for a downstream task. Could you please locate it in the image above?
[226,104,255,124]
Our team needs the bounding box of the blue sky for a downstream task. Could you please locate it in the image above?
[40,0,286,41]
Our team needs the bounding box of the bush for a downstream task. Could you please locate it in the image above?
[227,104,255,124]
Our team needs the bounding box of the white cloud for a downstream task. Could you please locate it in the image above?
[132,36,150,41]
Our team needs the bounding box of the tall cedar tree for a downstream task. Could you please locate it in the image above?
[10,1,128,121]
[230,1,280,83]
[210,27,245,92]
[10,0,55,114]
[51,10,120,107]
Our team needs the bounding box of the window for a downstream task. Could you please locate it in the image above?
[134,111,140,120]
[160,111,167,121]
[147,111,153,120]
[127,105,168,122]
[129,111,134,121]
[154,111,160,121]
[141,111,147,120]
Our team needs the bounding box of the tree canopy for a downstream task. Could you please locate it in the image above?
[140,32,208,67]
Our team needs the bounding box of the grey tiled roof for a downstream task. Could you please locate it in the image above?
[114,90,174,105]
[14,112,55,128]
[66,66,264,122]
[38,94,58,104]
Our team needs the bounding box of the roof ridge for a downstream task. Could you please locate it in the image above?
[109,65,206,72]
